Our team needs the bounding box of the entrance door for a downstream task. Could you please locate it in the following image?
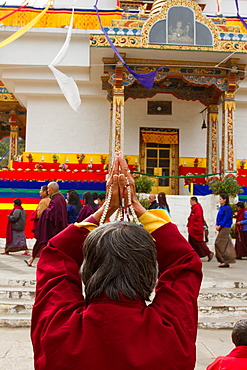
[145,143,171,194]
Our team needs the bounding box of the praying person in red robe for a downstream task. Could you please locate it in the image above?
[31,153,202,370]
[34,181,67,249]
[187,196,214,261]
[207,319,247,370]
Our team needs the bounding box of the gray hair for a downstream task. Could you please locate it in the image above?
[232,319,247,346]
[48,181,59,192]
[81,221,158,305]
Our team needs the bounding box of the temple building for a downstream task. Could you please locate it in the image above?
[0,0,247,194]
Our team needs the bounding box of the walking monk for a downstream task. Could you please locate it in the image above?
[187,196,214,261]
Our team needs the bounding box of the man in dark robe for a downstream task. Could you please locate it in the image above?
[35,181,67,247]
[187,196,214,261]
[148,194,158,210]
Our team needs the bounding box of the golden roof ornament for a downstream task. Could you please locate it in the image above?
[150,0,168,16]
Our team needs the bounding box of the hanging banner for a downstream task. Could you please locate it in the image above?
[235,0,247,30]
[48,5,81,112]
[0,2,28,22]
[0,2,50,49]
[94,0,166,90]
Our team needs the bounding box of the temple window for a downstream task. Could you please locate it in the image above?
[149,5,213,47]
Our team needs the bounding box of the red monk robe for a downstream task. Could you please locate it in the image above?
[187,202,212,259]
[31,210,202,370]
[187,202,205,241]
[34,192,67,245]
[206,346,247,370]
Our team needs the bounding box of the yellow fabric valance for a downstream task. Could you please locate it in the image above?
[141,130,178,145]
[0,7,122,29]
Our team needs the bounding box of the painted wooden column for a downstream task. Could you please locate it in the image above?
[110,61,124,163]
[8,110,19,162]
[206,105,219,174]
[108,101,113,168]
[221,92,236,174]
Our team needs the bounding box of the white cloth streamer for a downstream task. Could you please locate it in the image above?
[48,5,81,112]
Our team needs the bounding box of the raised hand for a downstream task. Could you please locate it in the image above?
[118,152,146,218]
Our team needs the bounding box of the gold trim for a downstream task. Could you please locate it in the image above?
[223,101,236,111]
[90,34,247,53]
[113,95,124,106]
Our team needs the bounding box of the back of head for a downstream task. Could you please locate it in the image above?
[14,199,22,206]
[83,192,96,210]
[236,201,245,209]
[92,192,98,201]
[68,190,82,212]
[158,192,170,212]
[232,320,247,346]
[81,221,157,305]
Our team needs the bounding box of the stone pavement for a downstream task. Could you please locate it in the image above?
[0,240,246,369]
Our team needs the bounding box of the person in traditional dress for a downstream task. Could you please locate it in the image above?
[2,199,28,255]
[187,197,214,261]
[67,189,82,224]
[34,181,67,253]
[235,201,247,259]
[76,191,98,222]
[157,192,171,216]
[147,193,158,209]
[206,319,247,370]
[24,185,51,267]
[215,193,236,268]
[31,152,202,370]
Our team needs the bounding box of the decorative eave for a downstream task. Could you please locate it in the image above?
[101,57,245,105]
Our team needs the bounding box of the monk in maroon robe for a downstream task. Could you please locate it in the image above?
[34,181,67,246]
[187,196,214,261]
[207,319,247,370]
[31,154,202,370]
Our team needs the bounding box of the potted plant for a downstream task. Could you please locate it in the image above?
[52,154,59,163]
[240,159,246,169]
[59,163,68,172]
[77,153,85,164]
[193,158,199,167]
[209,175,243,198]
[100,155,107,164]
[26,153,33,162]
[134,176,154,194]
[35,163,44,171]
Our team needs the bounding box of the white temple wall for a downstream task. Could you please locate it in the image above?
[235,102,247,160]
[25,96,110,153]
[124,95,207,158]
[195,0,247,16]
[0,30,90,67]
[54,0,117,10]
[25,90,246,159]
